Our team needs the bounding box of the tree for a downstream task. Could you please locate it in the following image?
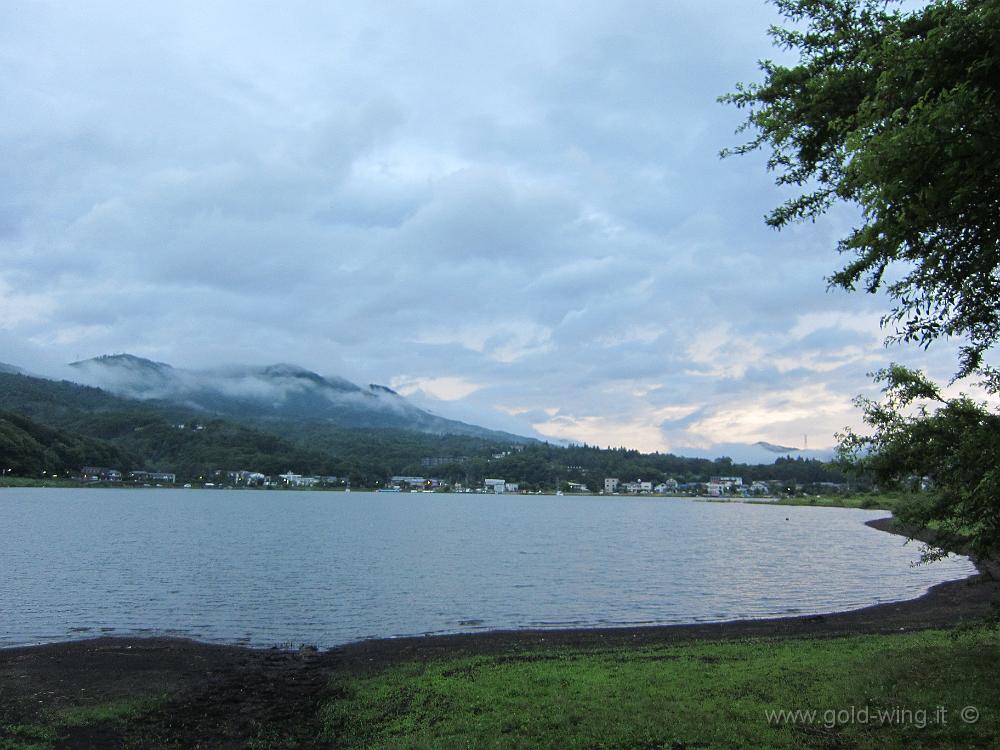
[724,0,1000,561]
[838,365,1000,561]
[722,0,1000,378]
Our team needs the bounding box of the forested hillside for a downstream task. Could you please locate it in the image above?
[0,372,846,489]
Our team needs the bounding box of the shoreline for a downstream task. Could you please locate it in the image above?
[3,513,997,748]
[277,516,1000,671]
[2,515,996,669]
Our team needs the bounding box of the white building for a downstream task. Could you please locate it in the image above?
[604,478,619,493]
[622,480,653,493]
[391,475,426,488]
[279,471,319,487]
[484,478,506,494]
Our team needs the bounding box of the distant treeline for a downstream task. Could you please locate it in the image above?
[0,372,847,488]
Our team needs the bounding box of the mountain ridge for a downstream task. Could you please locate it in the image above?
[66,353,531,443]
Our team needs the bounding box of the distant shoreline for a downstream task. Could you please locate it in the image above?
[0,482,894,508]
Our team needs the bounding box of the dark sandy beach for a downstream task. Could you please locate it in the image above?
[1,515,997,748]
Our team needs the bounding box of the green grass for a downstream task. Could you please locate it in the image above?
[760,494,902,512]
[53,697,163,726]
[0,697,165,750]
[320,628,1000,749]
[0,477,85,489]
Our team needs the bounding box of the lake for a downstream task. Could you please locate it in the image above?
[0,488,976,649]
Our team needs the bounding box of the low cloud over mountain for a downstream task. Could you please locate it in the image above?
[68,354,530,442]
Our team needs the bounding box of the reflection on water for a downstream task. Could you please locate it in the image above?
[0,488,976,648]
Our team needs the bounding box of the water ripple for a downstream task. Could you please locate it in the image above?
[0,489,977,648]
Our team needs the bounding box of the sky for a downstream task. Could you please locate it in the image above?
[0,0,970,456]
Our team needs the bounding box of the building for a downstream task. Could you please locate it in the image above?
[707,476,744,496]
[391,475,426,488]
[712,476,743,487]
[81,466,122,482]
[225,470,265,486]
[604,478,619,493]
[278,471,319,487]
[128,470,176,484]
[622,480,653,493]
[390,476,445,490]
[484,478,506,494]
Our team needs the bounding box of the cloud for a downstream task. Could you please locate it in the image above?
[390,375,484,401]
[0,278,54,329]
[1,0,971,456]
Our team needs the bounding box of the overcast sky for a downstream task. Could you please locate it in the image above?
[0,0,966,454]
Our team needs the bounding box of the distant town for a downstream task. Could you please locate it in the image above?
[69,464,847,497]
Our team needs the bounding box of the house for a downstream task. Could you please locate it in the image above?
[226,470,265,486]
[604,478,619,493]
[505,482,520,493]
[81,466,122,482]
[129,470,177,484]
[391,475,426,489]
[567,481,589,493]
[279,471,319,487]
[712,476,743,487]
[622,480,653,493]
[708,476,744,495]
[484,478,506,494]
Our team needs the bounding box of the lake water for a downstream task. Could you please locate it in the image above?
[0,488,976,649]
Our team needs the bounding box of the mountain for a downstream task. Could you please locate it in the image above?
[0,409,131,475]
[0,369,530,481]
[0,369,849,487]
[67,354,530,443]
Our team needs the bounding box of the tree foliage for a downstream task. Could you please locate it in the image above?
[726,0,1000,561]
[723,0,1000,377]
[0,372,847,487]
[838,365,1000,561]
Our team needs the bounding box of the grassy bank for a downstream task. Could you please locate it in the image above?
[2,628,997,749]
[760,494,903,512]
[0,697,166,750]
[320,628,999,749]
[0,476,86,489]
